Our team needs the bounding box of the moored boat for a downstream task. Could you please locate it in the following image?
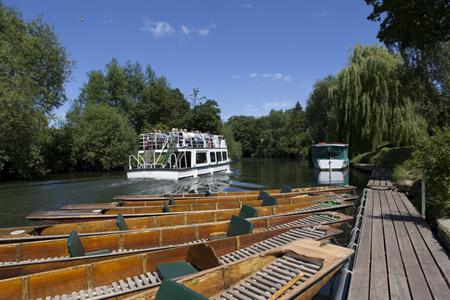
[1,203,352,243]
[123,240,354,300]
[0,211,349,279]
[311,143,349,170]
[60,192,356,212]
[26,196,355,223]
[114,185,356,202]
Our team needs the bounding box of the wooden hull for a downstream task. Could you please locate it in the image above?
[114,185,356,202]
[0,232,349,299]
[0,213,348,279]
[61,191,356,210]
[121,239,354,300]
[1,208,352,244]
[26,197,355,223]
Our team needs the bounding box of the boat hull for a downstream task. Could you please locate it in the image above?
[126,163,231,180]
[313,159,349,170]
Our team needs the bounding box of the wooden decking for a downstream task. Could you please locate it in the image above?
[367,168,395,190]
[348,188,450,299]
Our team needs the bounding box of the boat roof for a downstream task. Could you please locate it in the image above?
[311,143,348,148]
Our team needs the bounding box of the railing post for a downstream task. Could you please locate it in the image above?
[421,178,426,219]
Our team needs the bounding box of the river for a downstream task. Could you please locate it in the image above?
[0,158,368,228]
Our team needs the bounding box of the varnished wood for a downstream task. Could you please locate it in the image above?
[0,212,350,279]
[122,239,354,300]
[114,185,356,202]
[26,196,355,222]
[0,227,345,299]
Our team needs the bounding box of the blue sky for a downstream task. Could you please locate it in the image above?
[5,0,379,120]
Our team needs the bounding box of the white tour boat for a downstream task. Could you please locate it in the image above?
[127,129,231,180]
[311,143,349,170]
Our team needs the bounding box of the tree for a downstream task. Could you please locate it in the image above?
[67,104,136,171]
[329,45,427,155]
[305,76,335,142]
[188,99,222,133]
[365,0,450,128]
[0,4,72,178]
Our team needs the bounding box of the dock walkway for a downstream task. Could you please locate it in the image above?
[347,175,450,299]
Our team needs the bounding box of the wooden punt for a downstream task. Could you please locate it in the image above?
[0,230,349,299]
[1,202,352,243]
[61,191,355,210]
[123,239,354,300]
[113,185,356,203]
[0,211,349,279]
[26,196,354,223]
[60,193,357,215]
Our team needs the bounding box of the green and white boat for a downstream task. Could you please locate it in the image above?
[311,143,349,170]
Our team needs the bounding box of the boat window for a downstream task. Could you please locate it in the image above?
[196,152,207,164]
[312,146,348,160]
[210,152,216,163]
[222,151,227,161]
[217,151,222,162]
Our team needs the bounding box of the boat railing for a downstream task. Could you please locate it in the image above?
[128,154,145,170]
[139,131,226,150]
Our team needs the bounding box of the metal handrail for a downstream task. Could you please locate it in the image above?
[333,188,368,300]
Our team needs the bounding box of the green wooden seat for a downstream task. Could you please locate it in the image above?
[162,201,170,213]
[67,231,111,257]
[239,205,258,218]
[168,194,176,205]
[262,196,278,206]
[257,191,270,200]
[116,214,128,231]
[155,279,208,300]
[226,215,253,237]
[280,185,292,193]
[156,261,198,280]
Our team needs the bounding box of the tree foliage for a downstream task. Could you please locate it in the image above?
[329,45,427,154]
[78,59,192,133]
[413,128,450,217]
[225,102,311,159]
[365,0,450,128]
[67,104,136,171]
[0,4,72,178]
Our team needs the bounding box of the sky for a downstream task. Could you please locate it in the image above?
[5,0,380,120]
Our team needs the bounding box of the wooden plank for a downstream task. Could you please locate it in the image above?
[348,189,373,299]
[369,190,389,300]
[385,190,433,300]
[392,192,450,298]
[382,190,411,300]
[398,192,450,286]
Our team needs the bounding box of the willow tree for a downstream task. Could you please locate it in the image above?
[329,45,426,154]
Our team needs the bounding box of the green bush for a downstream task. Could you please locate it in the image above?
[413,129,450,218]
[372,146,414,168]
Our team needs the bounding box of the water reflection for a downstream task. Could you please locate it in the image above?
[314,168,349,185]
[0,158,369,228]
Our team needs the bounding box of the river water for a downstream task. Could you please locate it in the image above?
[0,158,368,228]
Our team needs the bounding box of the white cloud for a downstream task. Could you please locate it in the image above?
[313,10,327,17]
[241,3,252,8]
[198,28,210,36]
[251,72,292,82]
[232,74,241,79]
[180,25,191,35]
[179,24,215,37]
[141,19,174,38]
